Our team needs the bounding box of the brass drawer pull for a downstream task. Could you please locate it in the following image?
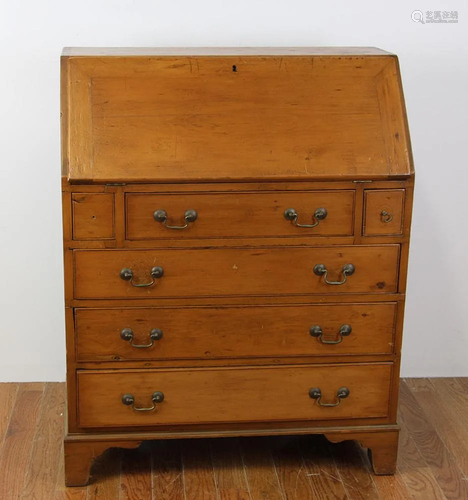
[120,266,164,287]
[284,207,327,228]
[120,328,163,348]
[309,387,350,407]
[121,391,165,412]
[154,209,198,230]
[313,263,355,285]
[380,210,393,223]
[309,324,352,344]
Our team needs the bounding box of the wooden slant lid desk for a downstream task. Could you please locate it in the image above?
[61,47,414,486]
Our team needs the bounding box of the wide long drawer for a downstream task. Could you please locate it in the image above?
[77,363,393,428]
[75,303,397,361]
[125,190,355,240]
[73,246,400,299]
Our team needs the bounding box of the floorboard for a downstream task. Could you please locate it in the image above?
[0,383,45,500]
[399,381,468,500]
[0,379,466,500]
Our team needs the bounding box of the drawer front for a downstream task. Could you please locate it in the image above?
[74,246,399,299]
[72,193,115,240]
[363,189,405,236]
[126,191,355,240]
[77,363,392,428]
[75,303,397,361]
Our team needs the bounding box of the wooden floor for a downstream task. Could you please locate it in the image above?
[0,379,468,499]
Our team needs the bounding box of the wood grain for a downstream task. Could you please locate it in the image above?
[408,378,468,478]
[298,435,348,500]
[72,193,115,241]
[271,436,316,499]
[328,440,380,500]
[240,437,284,500]
[76,364,392,428]
[54,448,89,500]
[120,445,152,500]
[0,381,466,498]
[395,414,446,500]
[126,190,355,240]
[0,384,45,500]
[210,438,250,500]
[62,52,412,182]
[61,46,415,491]
[87,448,122,500]
[74,303,398,362]
[182,439,218,500]
[363,189,405,236]
[151,440,184,500]
[21,383,66,500]
[399,381,468,499]
[0,383,19,447]
[73,246,400,299]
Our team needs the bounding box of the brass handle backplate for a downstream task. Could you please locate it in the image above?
[380,210,393,223]
[313,263,355,285]
[154,209,198,230]
[120,328,163,348]
[309,387,350,407]
[284,207,328,228]
[309,324,352,344]
[120,266,164,288]
[121,391,165,411]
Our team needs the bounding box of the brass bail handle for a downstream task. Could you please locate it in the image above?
[154,209,198,230]
[309,387,350,407]
[284,207,328,228]
[120,266,164,288]
[120,328,163,348]
[309,324,352,344]
[121,391,165,412]
[313,263,355,285]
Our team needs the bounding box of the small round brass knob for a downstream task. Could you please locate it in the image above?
[339,325,352,337]
[153,209,168,222]
[122,394,135,406]
[184,209,198,223]
[120,268,133,281]
[284,208,298,221]
[309,325,323,338]
[120,328,134,341]
[152,391,165,403]
[150,328,163,341]
[314,207,328,220]
[150,266,164,279]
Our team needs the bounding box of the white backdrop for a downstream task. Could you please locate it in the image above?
[0,0,466,381]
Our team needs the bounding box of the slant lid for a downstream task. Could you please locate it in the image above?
[61,48,413,183]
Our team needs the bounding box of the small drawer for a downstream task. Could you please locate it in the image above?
[75,303,397,362]
[77,363,393,428]
[125,190,355,240]
[363,190,405,236]
[73,245,400,299]
[72,193,115,240]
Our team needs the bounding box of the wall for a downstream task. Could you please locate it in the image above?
[0,0,466,381]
